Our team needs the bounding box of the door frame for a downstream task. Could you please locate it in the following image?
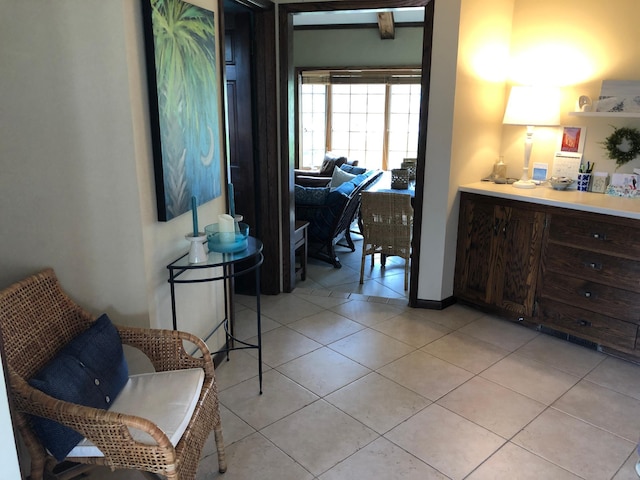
[278,0,435,306]
[220,0,281,294]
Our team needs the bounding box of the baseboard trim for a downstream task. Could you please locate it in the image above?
[411,295,456,310]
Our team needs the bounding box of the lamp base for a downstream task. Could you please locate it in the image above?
[512,179,536,189]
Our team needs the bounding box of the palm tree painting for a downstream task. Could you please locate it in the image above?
[143,0,222,221]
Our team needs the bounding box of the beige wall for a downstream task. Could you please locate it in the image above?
[0,0,228,360]
[1,1,229,471]
[424,0,515,300]
[3,0,640,471]
[504,0,640,177]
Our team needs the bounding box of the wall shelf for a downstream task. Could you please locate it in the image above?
[568,111,640,118]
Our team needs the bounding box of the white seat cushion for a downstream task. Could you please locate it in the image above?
[68,368,204,458]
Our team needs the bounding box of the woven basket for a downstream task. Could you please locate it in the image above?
[391,168,409,189]
[401,159,417,180]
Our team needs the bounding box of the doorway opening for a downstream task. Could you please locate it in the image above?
[280,1,435,306]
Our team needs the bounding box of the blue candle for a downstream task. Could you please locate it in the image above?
[228,183,235,219]
[191,196,198,236]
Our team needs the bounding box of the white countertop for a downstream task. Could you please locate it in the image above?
[460,182,640,220]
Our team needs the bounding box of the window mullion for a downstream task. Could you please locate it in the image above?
[382,84,391,171]
[326,85,332,152]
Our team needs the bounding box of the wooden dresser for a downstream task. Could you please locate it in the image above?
[537,210,640,355]
[455,184,640,360]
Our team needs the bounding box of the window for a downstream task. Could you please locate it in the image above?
[299,69,421,171]
[300,84,327,170]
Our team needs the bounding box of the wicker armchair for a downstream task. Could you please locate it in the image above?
[359,192,414,290]
[0,268,226,480]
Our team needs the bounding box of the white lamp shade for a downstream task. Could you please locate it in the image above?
[503,86,561,126]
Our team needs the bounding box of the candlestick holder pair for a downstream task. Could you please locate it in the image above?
[185,215,247,263]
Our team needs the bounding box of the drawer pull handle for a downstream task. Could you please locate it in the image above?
[591,233,607,240]
[578,320,592,327]
[586,262,602,270]
[584,291,592,298]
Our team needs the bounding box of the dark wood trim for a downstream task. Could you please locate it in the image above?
[294,22,424,31]
[217,1,230,186]
[282,0,431,14]
[252,6,280,295]
[414,295,456,311]
[280,6,296,292]
[408,0,434,308]
[280,0,434,295]
[221,0,280,295]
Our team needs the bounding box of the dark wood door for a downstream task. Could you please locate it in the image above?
[225,12,256,234]
[225,10,262,295]
[223,1,279,295]
[493,206,545,316]
[454,195,495,306]
[454,194,545,319]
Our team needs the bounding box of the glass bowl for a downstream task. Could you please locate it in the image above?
[548,177,574,191]
[205,222,249,253]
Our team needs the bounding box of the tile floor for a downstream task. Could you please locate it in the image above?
[85,287,640,480]
[295,229,411,300]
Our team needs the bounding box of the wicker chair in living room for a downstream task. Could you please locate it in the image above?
[359,192,414,291]
[0,268,226,480]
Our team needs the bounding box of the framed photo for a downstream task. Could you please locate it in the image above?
[142,0,224,221]
[558,126,586,154]
[596,80,640,113]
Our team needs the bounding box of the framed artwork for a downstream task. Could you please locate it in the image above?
[558,126,586,153]
[596,80,640,113]
[142,0,223,221]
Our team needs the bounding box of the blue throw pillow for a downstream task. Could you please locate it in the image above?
[28,313,129,461]
[295,184,330,205]
[339,164,366,175]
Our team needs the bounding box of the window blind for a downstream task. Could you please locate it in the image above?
[300,69,421,85]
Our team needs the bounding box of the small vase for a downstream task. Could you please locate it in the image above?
[185,233,207,264]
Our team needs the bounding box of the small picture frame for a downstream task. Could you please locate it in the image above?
[591,172,608,194]
[558,126,587,153]
[532,162,548,182]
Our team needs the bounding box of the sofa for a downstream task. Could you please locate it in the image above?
[294,152,359,187]
[295,167,382,267]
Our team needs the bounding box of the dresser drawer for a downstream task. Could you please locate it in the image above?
[538,299,638,351]
[540,272,640,322]
[548,214,640,258]
[545,243,640,293]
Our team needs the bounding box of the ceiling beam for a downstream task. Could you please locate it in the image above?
[377,12,395,39]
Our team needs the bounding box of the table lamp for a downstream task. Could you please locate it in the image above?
[503,86,561,189]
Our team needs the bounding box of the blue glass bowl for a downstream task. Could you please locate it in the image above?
[205,222,249,253]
